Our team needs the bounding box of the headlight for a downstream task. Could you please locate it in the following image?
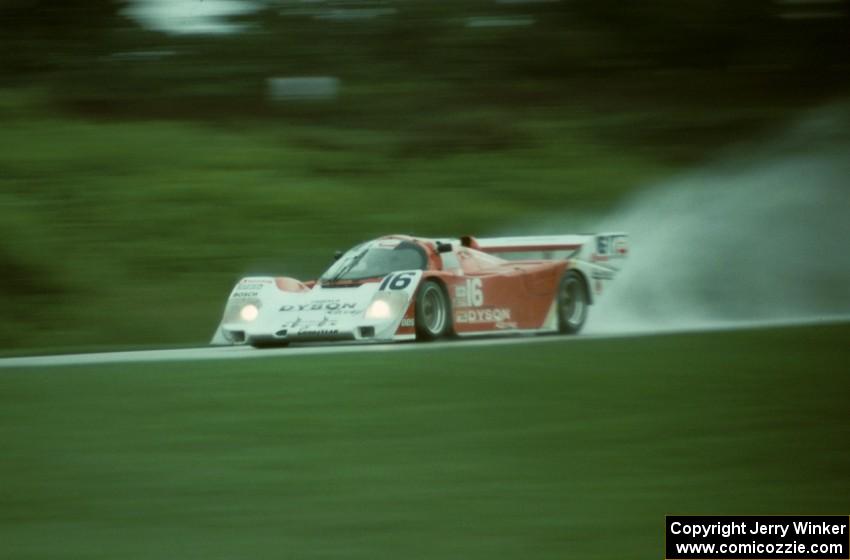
[365,299,392,319]
[240,303,260,321]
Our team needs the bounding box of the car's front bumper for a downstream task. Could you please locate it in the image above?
[216,319,409,346]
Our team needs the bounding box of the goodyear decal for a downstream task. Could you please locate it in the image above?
[295,329,340,337]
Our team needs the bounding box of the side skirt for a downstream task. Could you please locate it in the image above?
[454,327,559,338]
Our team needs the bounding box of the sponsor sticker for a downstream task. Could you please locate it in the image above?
[240,279,273,285]
[613,236,628,255]
[296,329,340,337]
[456,308,511,324]
[280,302,358,312]
[231,291,259,299]
[596,236,610,255]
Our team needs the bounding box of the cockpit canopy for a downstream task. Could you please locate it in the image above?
[320,238,428,283]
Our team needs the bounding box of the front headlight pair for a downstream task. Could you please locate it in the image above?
[234,293,403,323]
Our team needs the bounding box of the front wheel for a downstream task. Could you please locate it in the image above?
[557,271,589,334]
[415,280,451,341]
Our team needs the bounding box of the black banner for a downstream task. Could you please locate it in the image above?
[666,516,849,560]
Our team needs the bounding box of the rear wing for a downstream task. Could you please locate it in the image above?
[461,233,628,268]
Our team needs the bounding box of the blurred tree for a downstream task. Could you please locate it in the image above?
[1,0,848,117]
[0,0,129,80]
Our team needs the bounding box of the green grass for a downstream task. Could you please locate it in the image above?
[2,324,848,559]
[0,94,674,352]
[0,87,824,353]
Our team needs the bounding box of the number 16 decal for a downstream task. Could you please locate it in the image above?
[379,271,416,291]
[455,278,484,307]
[466,278,483,307]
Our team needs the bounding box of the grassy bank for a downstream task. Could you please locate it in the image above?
[1,92,677,352]
[1,323,848,558]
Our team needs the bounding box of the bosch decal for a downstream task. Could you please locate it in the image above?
[232,291,260,298]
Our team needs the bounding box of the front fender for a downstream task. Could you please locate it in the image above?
[210,276,307,345]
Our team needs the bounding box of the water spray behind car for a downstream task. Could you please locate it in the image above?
[524,105,850,334]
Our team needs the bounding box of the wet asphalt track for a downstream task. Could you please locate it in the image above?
[1,315,848,369]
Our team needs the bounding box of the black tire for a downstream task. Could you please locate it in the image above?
[557,271,589,334]
[415,280,451,341]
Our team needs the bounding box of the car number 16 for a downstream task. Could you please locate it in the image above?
[378,272,416,291]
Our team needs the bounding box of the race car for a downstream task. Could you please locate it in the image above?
[211,233,628,347]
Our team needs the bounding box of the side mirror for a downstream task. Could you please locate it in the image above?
[333,250,343,261]
[436,241,453,254]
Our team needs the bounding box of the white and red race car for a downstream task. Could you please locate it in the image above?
[211,233,627,347]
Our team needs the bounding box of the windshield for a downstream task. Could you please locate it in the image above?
[321,240,427,282]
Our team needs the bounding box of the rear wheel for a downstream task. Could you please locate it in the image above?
[415,280,451,341]
[557,271,588,334]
